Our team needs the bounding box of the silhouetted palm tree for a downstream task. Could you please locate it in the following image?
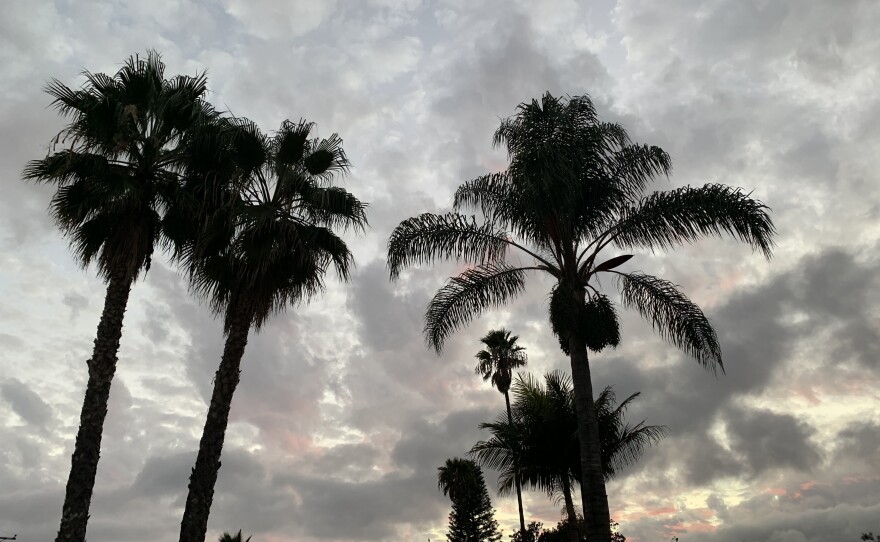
[472,372,666,542]
[175,118,367,542]
[387,93,775,541]
[475,329,528,533]
[23,51,214,542]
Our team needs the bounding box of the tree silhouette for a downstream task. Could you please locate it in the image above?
[173,117,367,542]
[388,92,774,541]
[471,372,665,542]
[474,329,528,533]
[439,458,502,542]
[23,51,215,542]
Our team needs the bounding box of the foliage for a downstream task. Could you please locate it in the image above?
[510,522,543,542]
[439,458,502,542]
[218,531,251,542]
[24,50,215,282]
[471,372,667,494]
[537,518,626,542]
[387,92,775,364]
[168,116,367,330]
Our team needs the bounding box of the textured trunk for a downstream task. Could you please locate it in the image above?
[505,391,526,534]
[179,305,252,542]
[562,476,579,542]
[56,272,133,542]
[567,290,612,542]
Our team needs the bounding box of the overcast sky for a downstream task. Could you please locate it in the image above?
[1,1,879,541]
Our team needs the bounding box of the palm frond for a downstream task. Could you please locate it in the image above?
[297,185,368,232]
[387,213,512,279]
[616,272,722,372]
[610,184,776,259]
[425,263,530,352]
[606,144,672,199]
[603,422,669,478]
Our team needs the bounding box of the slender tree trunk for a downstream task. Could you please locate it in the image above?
[561,476,579,542]
[56,272,133,542]
[567,290,612,542]
[179,305,252,542]
[505,391,527,535]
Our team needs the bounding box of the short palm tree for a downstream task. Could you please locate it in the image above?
[23,51,214,542]
[174,117,367,542]
[472,372,666,542]
[474,329,528,533]
[387,92,775,541]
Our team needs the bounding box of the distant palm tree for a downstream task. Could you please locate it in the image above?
[23,51,214,542]
[174,118,367,542]
[387,92,775,541]
[474,329,528,533]
[218,531,251,542]
[471,372,666,542]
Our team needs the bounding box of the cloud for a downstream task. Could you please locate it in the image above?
[1,377,53,429]
[1,1,879,542]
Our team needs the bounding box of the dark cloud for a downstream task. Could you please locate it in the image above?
[0,377,53,428]
[725,407,822,476]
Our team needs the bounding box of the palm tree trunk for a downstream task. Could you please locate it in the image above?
[179,305,252,542]
[567,293,612,542]
[561,476,579,542]
[505,391,527,534]
[56,271,133,542]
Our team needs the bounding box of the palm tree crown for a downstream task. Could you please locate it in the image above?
[174,117,368,328]
[475,329,528,396]
[25,50,214,282]
[388,92,773,365]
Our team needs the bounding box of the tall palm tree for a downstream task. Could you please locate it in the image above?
[23,51,214,542]
[471,372,666,542]
[174,117,367,542]
[387,92,775,541]
[474,329,528,533]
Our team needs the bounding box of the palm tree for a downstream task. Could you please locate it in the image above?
[438,458,502,542]
[474,329,528,533]
[471,372,666,542]
[23,51,214,542]
[174,117,367,542]
[387,92,775,541]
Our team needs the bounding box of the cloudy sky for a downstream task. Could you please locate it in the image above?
[1,1,879,541]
